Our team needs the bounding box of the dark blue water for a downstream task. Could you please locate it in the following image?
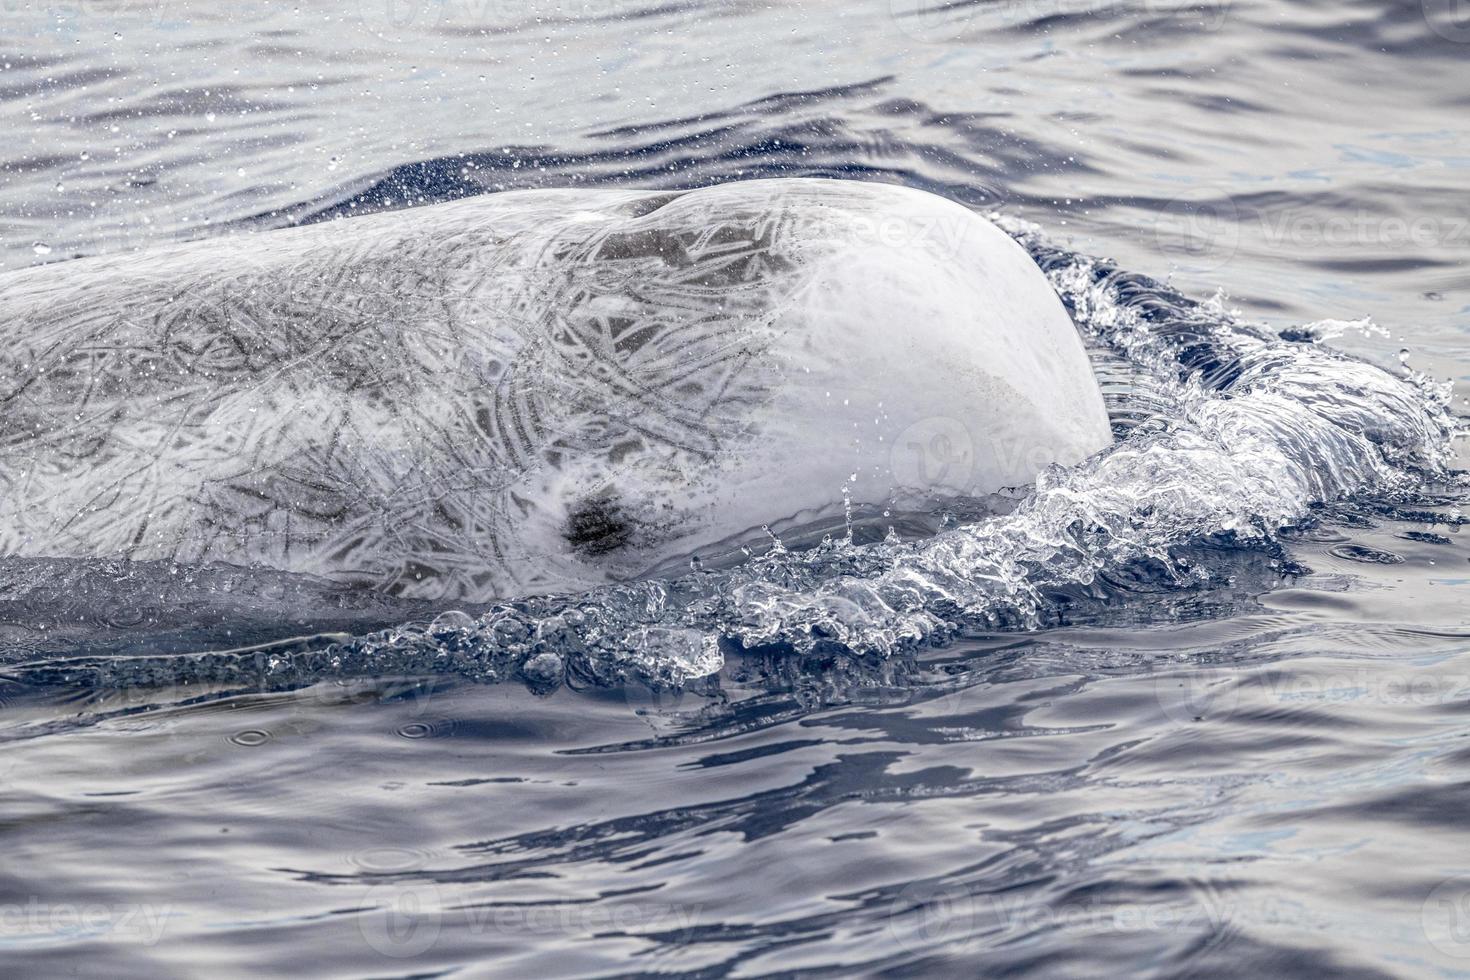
[2,0,1470,975]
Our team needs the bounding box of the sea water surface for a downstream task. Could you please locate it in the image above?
[2,0,1470,975]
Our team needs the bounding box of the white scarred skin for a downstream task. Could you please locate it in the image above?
[0,179,1111,599]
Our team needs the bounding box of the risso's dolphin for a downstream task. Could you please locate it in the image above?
[0,179,1111,599]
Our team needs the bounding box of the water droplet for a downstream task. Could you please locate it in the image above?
[350,847,430,872]
[31,242,51,256]
[396,719,454,740]
[430,609,475,631]
[1330,544,1404,565]
[520,652,564,692]
[105,606,147,628]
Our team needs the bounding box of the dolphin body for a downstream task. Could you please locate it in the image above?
[0,179,1110,600]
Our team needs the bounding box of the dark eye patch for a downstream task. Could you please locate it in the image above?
[564,496,634,556]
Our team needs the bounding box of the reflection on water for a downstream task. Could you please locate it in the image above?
[1,0,1469,974]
